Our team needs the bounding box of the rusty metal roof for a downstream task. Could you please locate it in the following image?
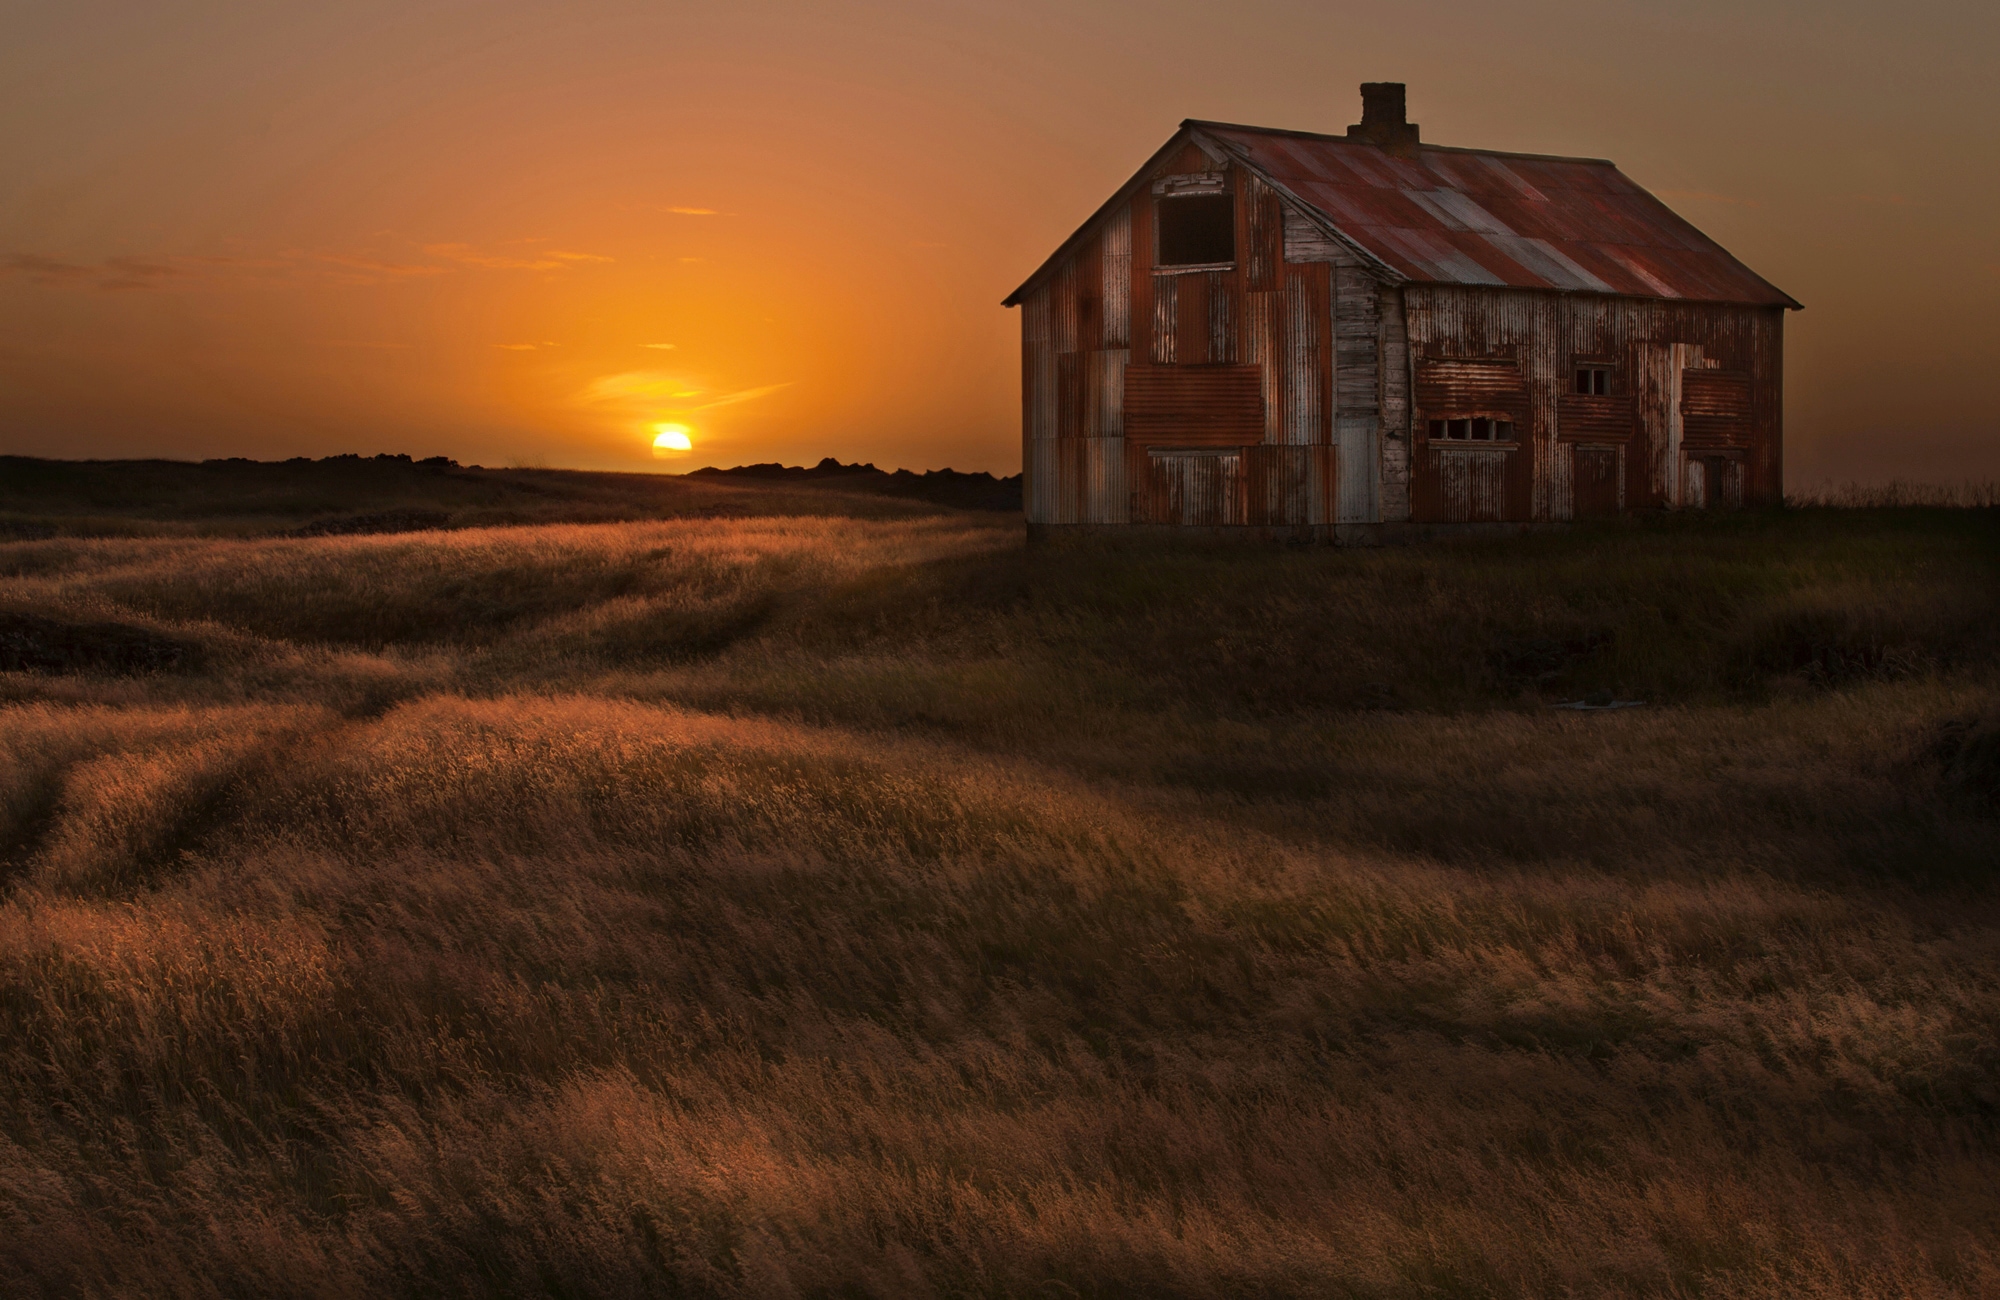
[1005,122,1800,309]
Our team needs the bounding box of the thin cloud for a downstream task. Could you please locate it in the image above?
[577,371,788,414]
[667,207,719,216]
[641,343,677,350]
[3,252,181,291]
[309,252,449,280]
[693,382,790,410]
[424,242,611,271]
[493,343,541,351]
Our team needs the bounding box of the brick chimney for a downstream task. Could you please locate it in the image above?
[1348,82,1420,154]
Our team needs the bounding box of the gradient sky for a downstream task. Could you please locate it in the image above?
[3,0,1996,482]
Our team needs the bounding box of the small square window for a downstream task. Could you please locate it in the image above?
[1157,193,1235,267]
[1575,366,1611,396]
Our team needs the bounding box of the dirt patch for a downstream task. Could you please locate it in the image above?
[0,612,198,674]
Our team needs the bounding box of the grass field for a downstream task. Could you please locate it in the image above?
[1,472,1996,1297]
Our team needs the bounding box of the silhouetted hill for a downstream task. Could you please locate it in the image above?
[0,454,1012,537]
[689,457,1022,512]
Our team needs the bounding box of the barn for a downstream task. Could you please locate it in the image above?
[1003,84,1801,539]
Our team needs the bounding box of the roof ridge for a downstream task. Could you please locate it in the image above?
[1181,118,1618,168]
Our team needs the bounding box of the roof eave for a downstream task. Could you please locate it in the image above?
[1182,124,1410,288]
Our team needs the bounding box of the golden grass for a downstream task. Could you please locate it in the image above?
[0,505,1995,1296]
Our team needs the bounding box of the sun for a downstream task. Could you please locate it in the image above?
[651,423,693,454]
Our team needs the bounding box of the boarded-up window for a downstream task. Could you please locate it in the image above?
[1681,370,1752,447]
[1416,359,1529,433]
[1558,392,1637,441]
[1124,364,1264,447]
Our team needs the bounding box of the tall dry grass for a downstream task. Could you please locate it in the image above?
[0,504,1995,1296]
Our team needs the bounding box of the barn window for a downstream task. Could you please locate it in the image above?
[1428,417,1516,442]
[1157,194,1235,267]
[1574,366,1611,395]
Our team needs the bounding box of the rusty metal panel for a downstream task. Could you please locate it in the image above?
[1088,348,1128,440]
[1174,271,1208,363]
[1378,287,1409,522]
[1150,273,1178,364]
[1434,447,1513,522]
[1101,209,1131,349]
[1681,370,1753,446]
[1245,173,1285,293]
[1415,358,1531,417]
[1026,438,1059,523]
[1244,259,1330,452]
[1022,285,1056,445]
[1681,455,1745,509]
[1049,252,1081,357]
[1333,258,1383,523]
[1124,364,1265,446]
[1204,269,1237,364]
[1188,123,1799,309]
[1077,436,1129,523]
[1055,352,1085,440]
[1571,444,1623,517]
[1245,444,1337,526]
[1034,437,1130,524]
[1557,393,1637,441]
[1135,447,1245,525]
[1278,263,1327,446]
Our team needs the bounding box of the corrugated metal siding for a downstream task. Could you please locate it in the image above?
[1031,436,1130,524]
[1150,274,1177,364]
[1571,444,1623,517]
[1136,448,1245,525]
[1101,209,1131,349]
[1435,448,1513,522]
[1124,365,1265,445]
[1681,370,1753,446]
[1378,288,1410,522]
[1405,285,1783,521]
[1557,394,1636,441]
[1245,444,1337,526]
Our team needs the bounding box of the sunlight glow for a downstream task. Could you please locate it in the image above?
[651,423,694,454]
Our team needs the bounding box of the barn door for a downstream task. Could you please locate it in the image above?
[1571,445,1622,517]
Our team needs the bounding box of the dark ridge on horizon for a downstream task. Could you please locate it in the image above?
[0,453,1014,538]
[689,457,1021,511]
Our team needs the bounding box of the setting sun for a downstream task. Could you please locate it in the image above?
[651,424,694,454]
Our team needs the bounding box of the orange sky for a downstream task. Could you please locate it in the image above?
[3,0,1996,483]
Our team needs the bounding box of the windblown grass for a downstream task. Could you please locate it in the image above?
[0,499,1995,1296]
